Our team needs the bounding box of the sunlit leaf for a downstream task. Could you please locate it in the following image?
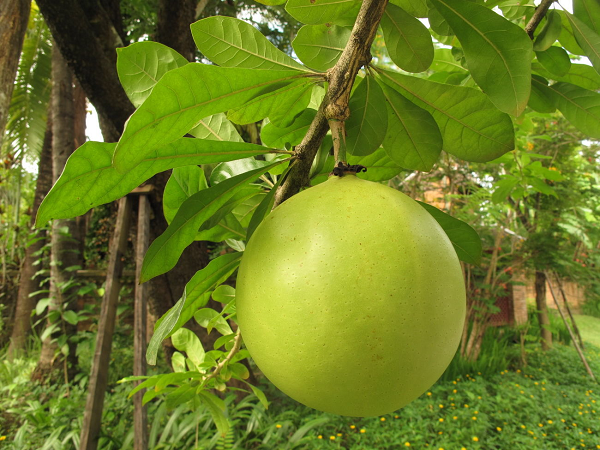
[292,24,350,72]
[390,0,428,17]
[164,166,208,225]
[564,12,600,76]
[261,109,317,148]
[286,0,360,26]
[546,81,600,139]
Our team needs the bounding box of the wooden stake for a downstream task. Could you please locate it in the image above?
[545,271,596,382]
[553,271,585,350]
[80,197,132,450]
[134,195,150,450]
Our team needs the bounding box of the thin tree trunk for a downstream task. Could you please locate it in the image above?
[535,270,552,351]
[0,0,31,147]
[32,45,84,382]
[7,114,53,359]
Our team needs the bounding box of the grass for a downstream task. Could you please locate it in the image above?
[574,315,600,348]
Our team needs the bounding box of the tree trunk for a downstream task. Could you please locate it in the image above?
[535,270,552,351]
[7,113,53,359]
[0,0,31,147]
[156,0,197,62]
[32,46,85,382]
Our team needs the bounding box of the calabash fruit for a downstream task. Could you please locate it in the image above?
[236,174,466,417]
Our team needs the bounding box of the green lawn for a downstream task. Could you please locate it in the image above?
[574,315,600,348]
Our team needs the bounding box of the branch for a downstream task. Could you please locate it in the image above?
[273,0,389,207]
[525,0,555,39]
[203,330,243,385]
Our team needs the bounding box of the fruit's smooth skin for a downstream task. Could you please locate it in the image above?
[236,175,466,417]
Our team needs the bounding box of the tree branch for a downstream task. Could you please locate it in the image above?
[273,0,389,207]
[525,0,555,39]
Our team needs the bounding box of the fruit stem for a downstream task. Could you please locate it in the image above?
[330,119,347,165]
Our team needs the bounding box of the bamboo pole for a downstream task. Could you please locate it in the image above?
[545,271,596,382]
[553,271,585,350]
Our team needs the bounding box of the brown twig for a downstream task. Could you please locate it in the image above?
[525,0,556,39]
[203,329,243,385]
[273,0,389,207]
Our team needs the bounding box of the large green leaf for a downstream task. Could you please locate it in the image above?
[417,201,482,265]
[292,24,350,72]
[381,3,434,73]
[390,0,428,17]
[532,62,600,90]
[286,0,360,25]
[558,10,586,55]
[261,109,317,148]
[189,113,243,142]
[528,75,556,114]
[574,0,600,35]
[164,166,208,225]
[171,328,205,367]
[546,81,600,139]
[380,82,442,171]
[36,139,280,225]
[146,252,242,365]
[377,69,514,162]
[346,75,388,157]
[141,162,285,282]
[429,48,467,73]
[191,16,308,71]
[429,0,532,116]
[116,42,188,108]
[533,9,562,52]
[564,12,600,76]
[112,64,305,172]
[227,80,313,126]
[535,46,571,77]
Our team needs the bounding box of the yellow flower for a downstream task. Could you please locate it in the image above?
[404,442,411,447]
[453,389,457,393]
[360,429,366,434]
[337,433,342,436]
[350,425,356,429]
[438,431,443,435]
[439,418,444,422]
[464,404,469,408]
[395,415,399,419]
[497,427,502,431]
[0,436,6,441]
[427,392,432,396]
[276,424,282,428]
[453,416,458,420]
[472,416,477,420]
[318,435,322,439]
[472,436,479,442]
[330,436,336,440]
[381,417,386,422]
[548,420,553,424]
[538,423,544,427]
[439,404,444,408]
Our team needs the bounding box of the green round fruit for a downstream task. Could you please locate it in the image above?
[236,175,466,417]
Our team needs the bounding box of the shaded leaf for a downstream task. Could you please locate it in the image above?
[532,62,600,90]
[533,9,562,52]
[558,10,586,55]
[390,0,428,17]
[116,41,188,108]
[535,46,571,77]
[346,75,388,157]
[199,391,229,437]
[546,81,600,139]
[146,252,242,365]
[112,64,305,172]
[417,201,482,265]
[292,24,350,71]
[36,139,278,225]
[429,0,532,116]
[492,176,519,204]
[141,161,285,282]
[380,82,442,171]
[166,385,197,410]
[564,12,600,76]
[261,109,317,148]
[286,0,360,25]
[381,3,434,73]
[574,0,600,35]
[377,69,515,162]
[164,166,208,225]
[528,75,556,114]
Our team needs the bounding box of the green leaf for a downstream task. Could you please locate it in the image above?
[533,9,562,52]
[261,109,317,148]
[245,382,270,409]
[194,308,233,335]
[227,80,313,125]
[535,46,571,77]
[380,82,442,171]
[429,0,532,116]
[62,310,79,326]
[558,10,586,55]
[574,0,600,35]
[528,75,556,114]
[497,0,535,21]
[210,158,275,185]
[564,12,600,76]
[286,0,360,26]
[198,391,229,437]
[292,24,350,72]
[189,113,243,142]
[381,3,434,73]
[492,176,519,203]
[417,201,482,265]
[164,166,208,225]
[377,69,515,162]
[429,48,467,73]
[112,64,305,172]
[532,62,600,90]
[36,139,277,225]
[116,41,189,108]
[191,16,307,71]
[255,0,287,4]
[528,177,557,197]
[146,252,242,365]
[171,328,206,367]
[390,0,428,17]
[212,285,235,304]
[546,81,600,139]
[141,161,285,282]
[346,75,388,157]
[166,385,197,410]
[428,4,453,36]
[347,147,404,182]
[171,352,186,372]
